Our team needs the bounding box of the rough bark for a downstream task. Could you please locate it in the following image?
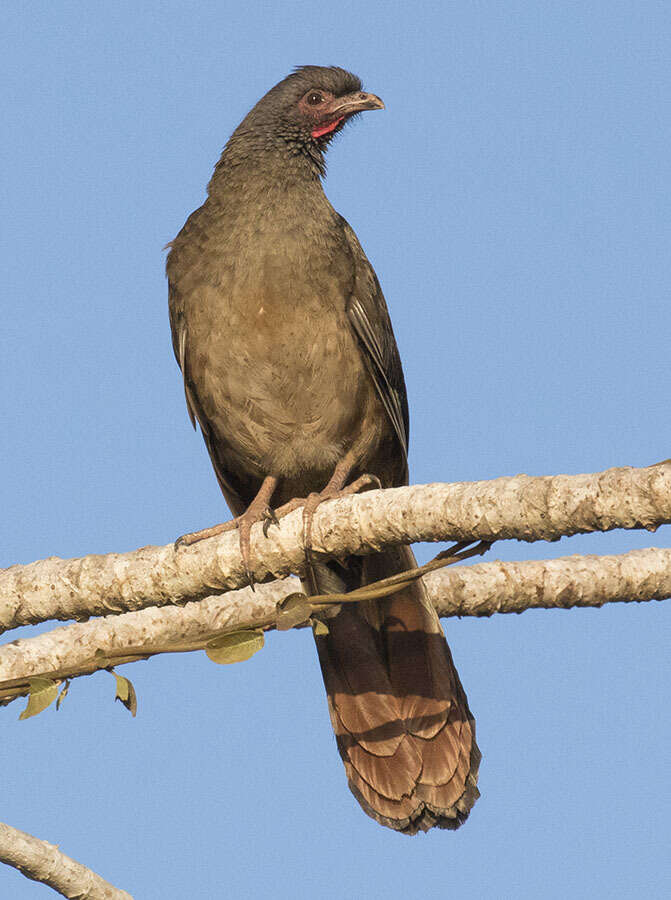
[0,822,134,899]
[1,464,670,634]
[1,548,668,702]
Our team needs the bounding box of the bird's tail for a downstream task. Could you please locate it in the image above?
[311,545,480,834]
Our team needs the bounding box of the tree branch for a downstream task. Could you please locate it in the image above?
[3,463,668,898]
[1,548,668,705]
[429,546,671,616]
[2,463,670,634]
[0,822,133,899]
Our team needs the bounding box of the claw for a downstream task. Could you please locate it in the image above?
[262,506,280,538]
[244,565,256,592]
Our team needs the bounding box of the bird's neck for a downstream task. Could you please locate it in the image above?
[207,130,326,203]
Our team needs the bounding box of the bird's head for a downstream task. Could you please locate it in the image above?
[278,65,384,144]
[220,66,384,177]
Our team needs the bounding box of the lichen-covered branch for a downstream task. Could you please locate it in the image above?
[428,546,671,617]
[0,821,133,899]
[1,463,670,634]
[1,548,668,705]
[0,579,294,701]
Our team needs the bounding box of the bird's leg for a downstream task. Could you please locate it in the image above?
[175,475,279,586]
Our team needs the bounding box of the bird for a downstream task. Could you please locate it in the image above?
[166,65,480,834]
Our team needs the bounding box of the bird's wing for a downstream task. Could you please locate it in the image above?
[172,312,198,431]
[339,217,409,460]
[168,298,247,517]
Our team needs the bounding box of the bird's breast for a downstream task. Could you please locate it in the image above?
[182,240,377,481]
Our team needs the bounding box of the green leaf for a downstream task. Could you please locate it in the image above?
[56,680,70,711]
[112,671,137,717]
[205,630,264,665]
[311,618,330,636]
[19,677,59,720]
[276,593,312,631]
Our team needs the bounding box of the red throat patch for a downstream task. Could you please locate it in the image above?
[311,116,345,139]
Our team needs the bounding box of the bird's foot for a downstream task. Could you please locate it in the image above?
[300,473,382,590]
[264,473,381,551]
[302,472,381,546]
[175,502,278,590]
[175,504,277,588]
[175,476,279,588]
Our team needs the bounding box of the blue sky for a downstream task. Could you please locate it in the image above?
[2,2,669,897]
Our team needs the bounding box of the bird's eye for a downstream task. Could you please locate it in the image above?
[306,91,324,105]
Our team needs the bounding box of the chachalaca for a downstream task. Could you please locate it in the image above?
[167,66,480,833]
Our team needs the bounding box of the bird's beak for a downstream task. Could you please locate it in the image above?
[330,91,385,117]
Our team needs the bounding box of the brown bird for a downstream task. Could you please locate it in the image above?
[167,66,480,834]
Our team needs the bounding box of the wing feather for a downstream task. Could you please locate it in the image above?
[339,217,409,459]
